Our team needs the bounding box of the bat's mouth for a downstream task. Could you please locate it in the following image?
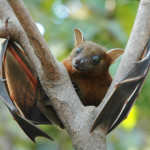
[73,64,89,72]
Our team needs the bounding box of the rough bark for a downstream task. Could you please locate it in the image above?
[0,0,106,149]
[0,0,150,150]
[95,0,150,121]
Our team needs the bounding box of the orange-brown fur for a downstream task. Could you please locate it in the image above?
[63,52,112,106]
[62,29,123,106]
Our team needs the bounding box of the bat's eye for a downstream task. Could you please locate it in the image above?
[75,47,82,54]
[92,55,99,63]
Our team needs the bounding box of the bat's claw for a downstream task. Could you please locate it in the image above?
[72,81,79,92]
[5,17,10,40]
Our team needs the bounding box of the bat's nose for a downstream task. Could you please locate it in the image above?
[75,59,86,66]
[80,59,85,65]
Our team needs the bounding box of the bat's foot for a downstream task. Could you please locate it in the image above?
[72,81,79,92]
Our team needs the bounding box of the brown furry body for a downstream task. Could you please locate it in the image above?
[63,57,112,106]
[63,29,123,106]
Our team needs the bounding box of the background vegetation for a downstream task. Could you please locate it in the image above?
[0,0,150,150]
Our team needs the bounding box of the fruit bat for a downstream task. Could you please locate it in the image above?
[0,26,63,142]
[91,38,150,133]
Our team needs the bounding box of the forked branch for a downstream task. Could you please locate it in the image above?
[0,0,149,149]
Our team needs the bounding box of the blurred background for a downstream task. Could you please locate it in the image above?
[0,0,150,150]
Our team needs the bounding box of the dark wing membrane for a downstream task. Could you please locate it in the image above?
[2,41,51,124]
[107,75,147,133]
[0,40,8,78]
[91,38,150,133]
[0,80,53,142]
[0,40,53,141]
[107,40,150,133]
[3,41,37,116]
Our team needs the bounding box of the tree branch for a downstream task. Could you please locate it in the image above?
[6,0,61,82]
[95,0,150,128]
[0,0,107,149]
[1,0,149,149]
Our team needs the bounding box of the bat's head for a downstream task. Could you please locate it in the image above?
[71,28,124,73]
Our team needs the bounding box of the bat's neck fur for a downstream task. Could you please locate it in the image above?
[63,57,112,106]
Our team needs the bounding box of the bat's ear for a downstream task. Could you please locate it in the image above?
[106,48,124,64]
[74,28,85,47]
